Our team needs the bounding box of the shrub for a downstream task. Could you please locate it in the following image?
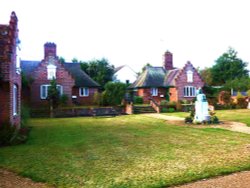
[134,96,143,104]
[21,105,30,127]
[210,116,219,124]
[59,94,68,106]
[236,98,248,109]
[185,116,193,124]
[168,108,175,113]
[93,91,102,106]
[0,123,17,146]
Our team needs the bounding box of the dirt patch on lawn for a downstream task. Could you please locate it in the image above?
[166,120,250,135]
[0,169,52,188]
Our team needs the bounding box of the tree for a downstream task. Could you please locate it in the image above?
[59,56,65,63]
[102,82,127,106]
[47,78,60,118]
[211,47,249,85]
[224,77,250,91]
[136,63,152,77]
[80,58,115,87]
[199,67,213,86]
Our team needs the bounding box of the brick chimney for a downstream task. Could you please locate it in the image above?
[44,42,57,58]
[163,51,173,70]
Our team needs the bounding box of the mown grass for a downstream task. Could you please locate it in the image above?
[163,109,250,126]
[1,115,250,187]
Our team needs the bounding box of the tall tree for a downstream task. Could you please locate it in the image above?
[199,67,213,86]
[47,78,60,118]
[80,58,115,87]
[211,47,249,85]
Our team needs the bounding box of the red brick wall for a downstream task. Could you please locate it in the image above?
[137,88,168,104]
[29,58,75,107]
[175,62,204,102]
[0,12,21,127]
[169,88,178,102]
[72,87,98,105]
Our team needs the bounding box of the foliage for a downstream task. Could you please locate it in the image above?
[59,56,66,63]
[59,94,68,106]
[236,91,244,99]
[21,72,34,88]
[219,91,231,105]
[0,122,30,147]
[199,67,213,85]
[211,47,249,86]
[134,96,143,104]
[102,82,127,106]
[224,77,250,91]
[93,91,102,106]
[47,78,60,109]
[168,107,175,113]
[21,105,30,127]
[236,98,248,109]
[247,90,250,97]
[80,58,115,87]
[136,63,152,77]
[2,116,250,187]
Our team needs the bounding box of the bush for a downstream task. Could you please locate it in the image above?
[185,116,193,124]
[59,94,68,106]
[236,98,248,109]
[0,123,17,146]
[160,100,168,106]
[210,116,220,124]
[168,108,175,113]
[134,96,143,104]
[21,105,30,127]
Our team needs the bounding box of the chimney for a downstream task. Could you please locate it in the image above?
[44,42,57,58]
[163,51,173,70]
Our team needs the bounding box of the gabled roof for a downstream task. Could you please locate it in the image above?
[20,61,100,87]
[62,63,100,87]
[20,61,40,76]
[129,66,168,88]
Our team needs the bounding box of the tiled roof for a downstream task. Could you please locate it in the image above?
[20,60,40,76]
[20,61,100,87]
[129,66,168,88]
[63,63,100,87]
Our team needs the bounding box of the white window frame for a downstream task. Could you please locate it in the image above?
[184,86,196,97]
[187,70,193,83]
[79,87,89,97]
[47,64,57,80]
[151,88,158,96]
[40,84,63,99]
[16,38,21,74]
[13,84,18,115]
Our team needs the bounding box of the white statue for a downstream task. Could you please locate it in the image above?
[194,88,210,122]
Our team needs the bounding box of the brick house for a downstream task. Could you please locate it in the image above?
[0,12,21,127]
[129,51,204,104]
[21,43,100,107]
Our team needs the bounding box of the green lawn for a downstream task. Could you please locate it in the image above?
[1,115,250,187]
[163,109,250,126]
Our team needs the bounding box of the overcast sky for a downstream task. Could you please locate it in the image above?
[1,0,250,72]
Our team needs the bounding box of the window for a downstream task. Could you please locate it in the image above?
[16,38,21,74]
[47,64,57,80]
[79,87,89,97]
[40,84,63,99]
[151,88,158,96]
[184,86,196,97]
[187,70,193,83]
[13,84,18,115]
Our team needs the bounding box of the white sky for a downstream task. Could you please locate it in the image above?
[1,0,250,72]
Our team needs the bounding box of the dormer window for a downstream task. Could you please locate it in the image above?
[187,70,193,83]
[47,64,57,80]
